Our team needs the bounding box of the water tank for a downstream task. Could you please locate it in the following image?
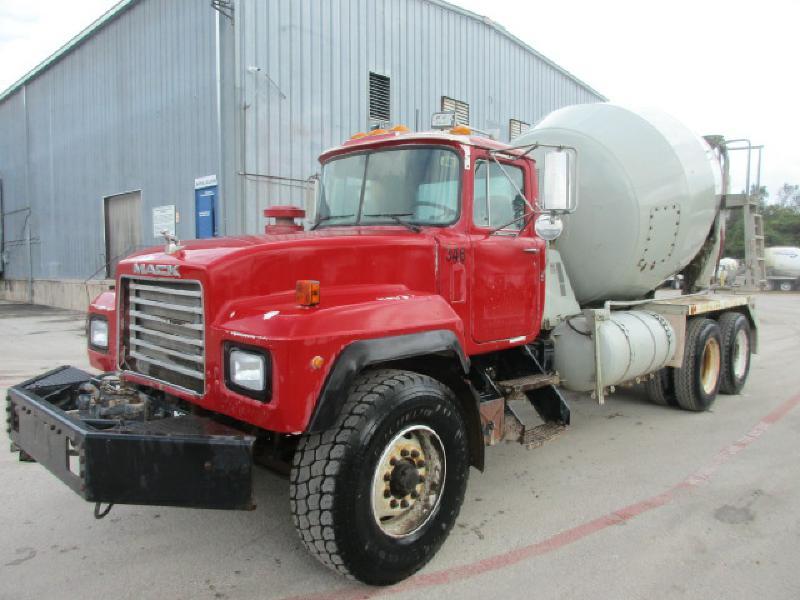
[520,104,721,304]
[765,247,800,278]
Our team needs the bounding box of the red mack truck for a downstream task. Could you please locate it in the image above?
[6,104,757,585]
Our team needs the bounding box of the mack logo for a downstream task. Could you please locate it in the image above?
[133,263,181,277]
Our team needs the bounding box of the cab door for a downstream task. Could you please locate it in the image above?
[469,159,542,343]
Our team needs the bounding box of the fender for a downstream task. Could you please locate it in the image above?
[87,290,117,372]
[307,329,470,432]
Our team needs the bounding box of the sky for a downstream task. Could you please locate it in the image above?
[0,0,797,199]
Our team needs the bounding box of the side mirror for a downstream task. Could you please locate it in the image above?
[540,149,577,214]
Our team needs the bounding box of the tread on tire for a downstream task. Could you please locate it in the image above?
[673,318,722,412]
[289,368,469,585]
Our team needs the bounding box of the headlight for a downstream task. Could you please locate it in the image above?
[225,344,271,400]
[89,316,109,350]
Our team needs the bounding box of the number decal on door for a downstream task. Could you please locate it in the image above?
[446,248,466,264]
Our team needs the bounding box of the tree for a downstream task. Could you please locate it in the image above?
[762,204,800,247]
[776,183,800,209]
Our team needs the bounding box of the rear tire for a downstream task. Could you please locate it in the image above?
[289,369,469,585]
[673,318,722,411]
[718,312,751,394]
[779,281,794,292]
[644,368,675,406]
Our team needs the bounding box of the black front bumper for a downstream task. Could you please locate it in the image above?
[6,367,256,510]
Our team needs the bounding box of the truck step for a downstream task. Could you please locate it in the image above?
[496,374,559,395]
[522,422,567,449]
[504,397,566,448]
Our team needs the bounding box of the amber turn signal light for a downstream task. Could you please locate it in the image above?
[296,280,320,307]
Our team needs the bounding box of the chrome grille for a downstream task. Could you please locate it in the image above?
[122,278,205,394]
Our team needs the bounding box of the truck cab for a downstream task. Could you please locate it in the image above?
[84,127,555,436]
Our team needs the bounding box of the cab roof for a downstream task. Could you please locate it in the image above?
[319,129,529,163]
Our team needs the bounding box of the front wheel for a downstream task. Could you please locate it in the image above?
[290,369,469,585]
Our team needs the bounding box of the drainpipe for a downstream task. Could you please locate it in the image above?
[0,177,4,277]
[26,214,32,303]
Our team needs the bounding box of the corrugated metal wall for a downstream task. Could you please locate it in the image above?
[0,0,603,280]
[231,0,604,232]
[0,0,218,280]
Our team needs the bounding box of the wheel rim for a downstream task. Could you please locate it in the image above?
[370,425,446,539]
[700,337,721,395]
[732,328,749,380]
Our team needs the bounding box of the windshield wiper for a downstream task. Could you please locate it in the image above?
[310,214,354,230]
[362,213,421,233]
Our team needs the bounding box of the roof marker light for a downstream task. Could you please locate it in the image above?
[449,125,471,135]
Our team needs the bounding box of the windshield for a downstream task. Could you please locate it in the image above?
[316,147,460,227]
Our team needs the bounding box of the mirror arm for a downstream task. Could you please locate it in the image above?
[488,152,536,213]
[487,211,535,237]
[489,141,577,158]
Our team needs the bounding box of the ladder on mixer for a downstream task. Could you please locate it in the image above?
[709,137,767,291]
[752,212,767,288]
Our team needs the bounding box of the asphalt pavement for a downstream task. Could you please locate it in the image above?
[1,294,799,600]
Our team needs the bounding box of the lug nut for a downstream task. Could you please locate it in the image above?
[410,450,420,458]
[400,449,409,457]
[416,460,425,468]
[410,491,419,499]
[383,472,391,482]
[400,500,409,508]
[383,490,391,499]
[390,499,398,509]
[419,474,426,482]
[389,457,397,466]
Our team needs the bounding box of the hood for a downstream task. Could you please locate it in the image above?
[118,227,439,318]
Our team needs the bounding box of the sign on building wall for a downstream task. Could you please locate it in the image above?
[194,174,217,189]
[152,205,177,238]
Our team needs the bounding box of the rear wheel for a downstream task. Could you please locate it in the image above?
[289,369,469,585]
[644,367,676,406]
[673,318,722,411]
[779,281,794,292]
[718,312,751,394]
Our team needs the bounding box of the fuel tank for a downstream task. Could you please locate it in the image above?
[520,103,721,304]
[552,309,677,392]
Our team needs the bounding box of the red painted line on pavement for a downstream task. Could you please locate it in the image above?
[284,392,800,600]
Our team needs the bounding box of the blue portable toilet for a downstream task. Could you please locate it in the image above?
[194,175,218,238]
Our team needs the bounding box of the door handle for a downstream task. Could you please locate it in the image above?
[523,248,540,254]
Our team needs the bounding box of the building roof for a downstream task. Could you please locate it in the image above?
[0,0,605,104]
[430,0,606,100]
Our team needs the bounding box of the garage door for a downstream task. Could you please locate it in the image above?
[104,191,142,278]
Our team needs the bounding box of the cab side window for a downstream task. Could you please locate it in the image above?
[473,161,526,230]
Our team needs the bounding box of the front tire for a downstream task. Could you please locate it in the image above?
[673,318,722,411]
[290,369,469,585]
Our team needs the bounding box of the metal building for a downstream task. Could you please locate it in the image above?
[0,0,604,308]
